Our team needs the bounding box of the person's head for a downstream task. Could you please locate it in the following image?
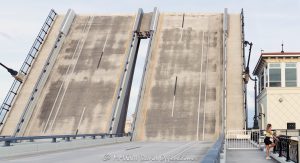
[266,124,272,131]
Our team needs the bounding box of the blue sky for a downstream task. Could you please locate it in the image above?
[0,0,300,127]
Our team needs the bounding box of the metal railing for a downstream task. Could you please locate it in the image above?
[274,129,300,137]
[273,135,299,162]
[201,133,225,163]
[226,130,260,149]
[260,129,300,137]
[0,133,130,147]
[0,9,57,127]
[259,129,300,162]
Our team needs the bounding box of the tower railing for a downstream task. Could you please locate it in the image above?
[0,9,57,127]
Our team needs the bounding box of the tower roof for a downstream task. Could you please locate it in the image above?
[253,52,300,75]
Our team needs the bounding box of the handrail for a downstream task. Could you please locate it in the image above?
[273,135,298,162]
[0,9,57,127]
[260,129,300,137]
[0,133,130,146]
[201,133,225,163]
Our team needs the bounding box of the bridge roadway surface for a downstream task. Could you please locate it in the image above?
[134,12,224,142]
[1,141,212,163]
[23,15,136,136]
[1,13,137,136]
[1,10,245,142]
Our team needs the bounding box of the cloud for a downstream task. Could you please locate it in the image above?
[0,32,13,40]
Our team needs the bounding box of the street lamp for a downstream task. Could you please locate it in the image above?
[0,62,24,82]
[243,41,259,129]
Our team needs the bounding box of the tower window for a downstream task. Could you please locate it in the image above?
[269,63,281,87]
[285,63,297,87]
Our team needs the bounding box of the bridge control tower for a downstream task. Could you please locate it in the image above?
[254,50,300,130]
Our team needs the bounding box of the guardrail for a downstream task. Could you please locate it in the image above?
[0,133,130,147]
[272,135,299,162]
[259,129,299,162]
[260,129,300,140]
[201,134,225,163]
[274,129,300,137]
[226,130,260,149]
[0,9,57,127]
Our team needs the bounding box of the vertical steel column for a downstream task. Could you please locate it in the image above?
[109,9,144,134]
[222,8,228,161]
[222,8,228,136]
[241,9,248,129]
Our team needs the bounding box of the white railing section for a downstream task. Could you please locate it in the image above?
[226,130,260,150]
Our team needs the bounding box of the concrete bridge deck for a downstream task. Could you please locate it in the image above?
[23,14,136,136]
[0,9,245,151]
[1,141,212,163]
[0,11,137,136]
[133,13,224,142]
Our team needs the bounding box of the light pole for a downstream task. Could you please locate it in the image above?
[243,41,259,129]
[250,76,259,129]
[0,62,24,82]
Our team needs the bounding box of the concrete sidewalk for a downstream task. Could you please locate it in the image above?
[227,149,277,163]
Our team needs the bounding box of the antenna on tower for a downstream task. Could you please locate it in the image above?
[281,41,284,53]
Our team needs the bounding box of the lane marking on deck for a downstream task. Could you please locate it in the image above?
[48,16,95,132]
[181,13,185,28]
[196,31,205,141]
[144,142,194,163]
[180,13,185,41]
[170,142,197,159]
[76,107,86,134]
[41,17,91,134]
[202,33,210,141]
[102,33,109,52]
[171,76,178,117]
[125,146,141,151]
[97,33,109,69]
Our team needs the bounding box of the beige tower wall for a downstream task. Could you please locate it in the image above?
[264,88,300,130]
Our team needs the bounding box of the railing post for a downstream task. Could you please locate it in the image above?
[65,137,70,142]
[4,140,11,146]
[286,139,290,161]
[279,137,283,157]
[297,136,300,162]
[273,139,277,154]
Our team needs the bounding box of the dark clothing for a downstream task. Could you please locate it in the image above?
[264,137,272,145]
